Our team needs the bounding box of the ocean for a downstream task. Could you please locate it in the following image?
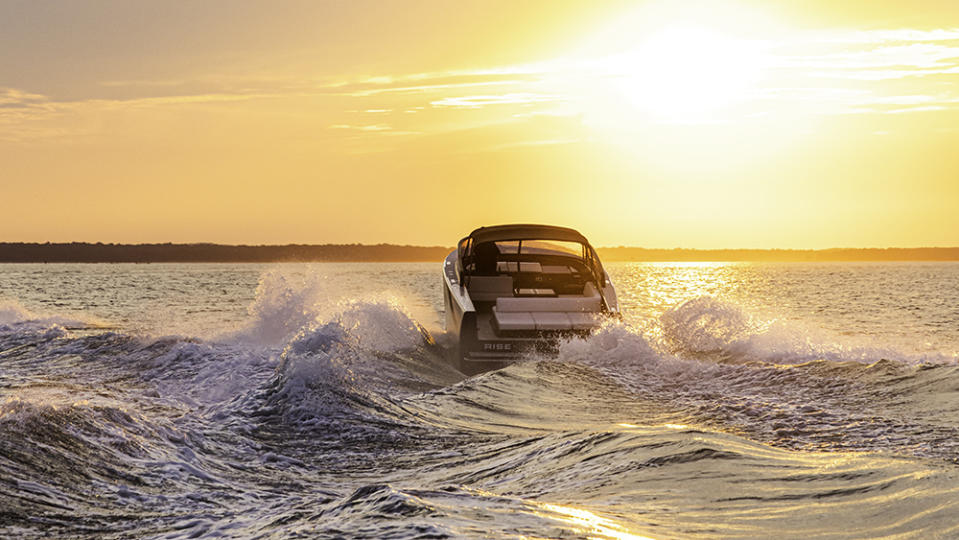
[1,262,958,538]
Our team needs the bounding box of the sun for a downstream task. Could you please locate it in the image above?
[611,25,768,123]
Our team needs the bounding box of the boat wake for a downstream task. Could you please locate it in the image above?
[2,272,959,538]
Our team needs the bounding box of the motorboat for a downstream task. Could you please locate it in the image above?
[442,224,618,374]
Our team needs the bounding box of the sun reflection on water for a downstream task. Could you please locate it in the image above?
[610,262,744,347]
[535,501,657,540]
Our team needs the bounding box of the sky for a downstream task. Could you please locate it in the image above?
[2,0,958,248]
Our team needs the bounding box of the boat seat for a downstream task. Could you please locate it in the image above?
[519,262,542,273]
[542,265,572,275]
[492,310,535,331]
[495,282,601,313]
[492,309,572,331]
[492,309,602,332]
[567,312,601,330]
[467,275,514,302]
[494,261,544,273]
[491,282,603,332]
[531,312,571,330]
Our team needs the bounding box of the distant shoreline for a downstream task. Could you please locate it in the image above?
[1,243,958,263]
[598,247,959,262]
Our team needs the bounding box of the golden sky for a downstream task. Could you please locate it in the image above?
[2,0,958,248]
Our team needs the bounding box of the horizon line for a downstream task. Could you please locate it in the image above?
[2,242,959,263]
[3,241,959,250]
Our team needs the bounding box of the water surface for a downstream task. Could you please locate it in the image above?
[2,262,958,538]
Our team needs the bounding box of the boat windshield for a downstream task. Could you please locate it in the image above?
[494,239,584,258]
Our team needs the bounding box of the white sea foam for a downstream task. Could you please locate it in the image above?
[224,266,434,350]
[232,268,336,345]
[273,301,433,399]
[0,299,34,326]
[659,295,958,365]
[0,298,96,330]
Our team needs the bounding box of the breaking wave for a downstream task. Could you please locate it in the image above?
[660,295,958,365]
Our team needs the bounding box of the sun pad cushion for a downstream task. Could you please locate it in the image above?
[531,312,571,330]
[468,275,514,302]
[493,310,536,331]
[496,295,600,313]
[567,312,601,330]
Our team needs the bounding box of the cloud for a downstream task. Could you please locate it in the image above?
[99,79,187,88]
[328,124,420,138]
[430,93,562,109]
[0,88,48,105]
[773,29,959,86]
[737,28,959,115]
[811,66,959,81]
[783,44,959,83]
[330,123,391,131]
[885,105,947,114]
[0,88,55,115]
[806,28,959,45]
[0,88,62,141]
[338,79,528,98]
[6,25,959,146]
[485,138,581,151]
[1,87,282,116]
[0,86,304,142]
[754,86,959,116]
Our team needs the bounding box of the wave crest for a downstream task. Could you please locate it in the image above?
[660,295,957,365]
[0,298,98,332]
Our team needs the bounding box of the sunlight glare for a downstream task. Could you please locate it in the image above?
[615,25,767,122]
[536,502,656,540]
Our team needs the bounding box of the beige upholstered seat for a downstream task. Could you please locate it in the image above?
[567,312,600,330]
[531,312,571,330]
[467,275,514,302]
[518,262,542,273]
[495,282,600,313]
[493,311,535,331]
[491,282,603,332]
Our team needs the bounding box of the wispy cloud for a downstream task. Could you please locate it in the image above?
[486,138,581,151]
[717,28,959,116]
[0,88,61,141]
[328,123,421,138]
[805,28,959,45]
[99,79,187,88]
[0,87,305,142]
[430,93,562,109]
[0,88,55,115]
[886,105,947,114]
[6,26,959,145]
[330,123,391,131]
[0,88,48,106]
[782,43,959,80]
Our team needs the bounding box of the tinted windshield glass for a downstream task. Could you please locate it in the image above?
[520,240,584,258]
[494,240,520,254]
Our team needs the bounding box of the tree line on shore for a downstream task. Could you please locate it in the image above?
[596,246,959,262]
[0,243,451,262]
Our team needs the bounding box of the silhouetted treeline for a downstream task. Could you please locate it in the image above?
[0,243,452,263]
[595,247,959,262]
[1,243,958,263]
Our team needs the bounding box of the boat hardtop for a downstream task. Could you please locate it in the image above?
[465,223,589,245]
